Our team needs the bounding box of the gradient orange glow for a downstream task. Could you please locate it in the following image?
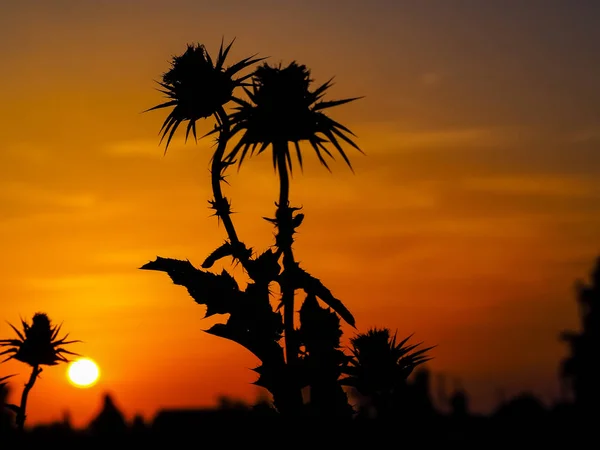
[1,1,599,427]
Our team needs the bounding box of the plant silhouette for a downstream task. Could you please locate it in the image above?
[142,38,430,418]
[0,313,80,431]
[341,327,434,418]
[145,39,264,264]
[221,61,362,372]
[0,374,14,391]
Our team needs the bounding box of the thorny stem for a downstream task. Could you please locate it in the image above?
[275,145,297,363]
[16,365,41,432]
[274,143,303,413]
[211,107,251,270]
[274,144,304,415]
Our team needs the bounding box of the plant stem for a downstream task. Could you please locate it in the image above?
[275,145,296,364]
[16,365,41,432]
[212,107,241,246]
[274,143,304,415]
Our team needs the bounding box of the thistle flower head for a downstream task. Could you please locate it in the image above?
[0,313,80,367]
[145,39,265,151]
[225,61,363,174]
[341,328,434,396]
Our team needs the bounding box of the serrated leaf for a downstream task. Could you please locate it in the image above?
[140,257,241,317]
[290,265,355,327]
[205,322,284,366]
[202,241,234,268]
[298,293,342,352]
[0,374,15,388]
[245,249,281,283]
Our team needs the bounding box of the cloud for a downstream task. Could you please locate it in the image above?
[1,143,53,164]
[102,138,215,158]
[103,139,168,158]
[0,181,97,213]
[353,122,530,154]
[460,175,597,198]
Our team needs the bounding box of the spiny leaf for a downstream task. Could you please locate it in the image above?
[205,322,284,366]
[313,96,363,111]
[245,249,281,284]
[298,293,343,352]
[251,363,288,392]
[290,264,355,327]
[140,257,241,317]
[6,322,24,341]
[202,241,234,268]
[0,374,15,388]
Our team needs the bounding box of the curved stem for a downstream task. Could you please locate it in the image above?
[212,107,240,245]
[16,365,41,432]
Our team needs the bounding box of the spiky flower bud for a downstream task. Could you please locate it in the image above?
[0,313,80,367]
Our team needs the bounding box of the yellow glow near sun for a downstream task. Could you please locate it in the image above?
[67,358,100,388]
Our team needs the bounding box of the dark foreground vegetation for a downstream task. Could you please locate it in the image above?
[0,368,597,446]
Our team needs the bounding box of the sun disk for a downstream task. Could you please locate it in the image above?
[67,358,100,388]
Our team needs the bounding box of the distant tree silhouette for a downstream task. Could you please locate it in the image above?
[89,393,127,436]
[560,255,600,415]
[0,313,80,431]
[449,385,470,419]
[493,392,547,422]
[130,413,148,436]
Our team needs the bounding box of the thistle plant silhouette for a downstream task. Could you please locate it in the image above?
[341,328,434,418]
[0,313,80,431]
[143,40,263,266]
[142,38,432,418]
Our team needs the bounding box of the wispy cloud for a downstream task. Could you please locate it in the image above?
[103,138,215,158]
[461,175,597,198]
[0,181,97,210]
[1,143,53,164]
[103,139,171,158]
[354,123,532,154]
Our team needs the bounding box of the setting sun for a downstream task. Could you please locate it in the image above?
[67,358,100,388]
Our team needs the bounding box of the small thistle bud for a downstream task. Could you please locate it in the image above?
[0,313,80,367]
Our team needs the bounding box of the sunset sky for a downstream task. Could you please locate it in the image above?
[1,0,599,427]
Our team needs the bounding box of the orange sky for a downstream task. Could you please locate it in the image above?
[1,0,599,427]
